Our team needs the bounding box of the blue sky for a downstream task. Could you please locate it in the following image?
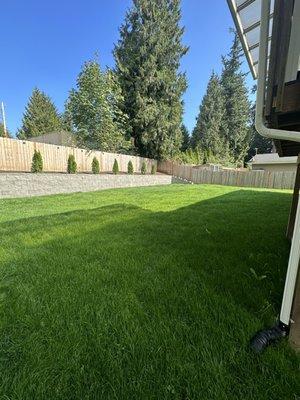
[1,0,254,136]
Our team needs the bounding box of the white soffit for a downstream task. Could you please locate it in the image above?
[227,0,274,79]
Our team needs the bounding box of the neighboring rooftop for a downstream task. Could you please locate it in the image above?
[27,131,76,147]
[251,152,297,164]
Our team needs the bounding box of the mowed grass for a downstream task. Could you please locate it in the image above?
[0,184,299,400]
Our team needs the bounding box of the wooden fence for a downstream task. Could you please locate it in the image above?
[158,160,296,190]
[0,137,156,173]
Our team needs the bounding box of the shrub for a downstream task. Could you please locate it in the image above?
[141,161,147,175]
[92,157,100,174]
[67,154,77,174]
[151,164,157,175]
[173,148,204,165]
[31,149,43,173]
[127,160,134,174]
[112,159,119,174]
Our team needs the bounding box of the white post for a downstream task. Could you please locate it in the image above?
[280,195,300,325]
[1,102,7,137]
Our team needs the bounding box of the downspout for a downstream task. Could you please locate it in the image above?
[251,0,300,352]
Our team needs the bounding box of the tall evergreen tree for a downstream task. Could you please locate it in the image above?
[66,60,129,152]
[192,72,230,163]
[0,123,11,138]
[221,32,251,164]
[180,124,190,151]
[17,88,62,139]
[114,0,188,160]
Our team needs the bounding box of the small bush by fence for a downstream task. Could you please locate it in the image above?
[0,137,156,174]
[158,160,296,190]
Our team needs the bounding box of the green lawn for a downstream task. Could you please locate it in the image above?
[0,184,299,399]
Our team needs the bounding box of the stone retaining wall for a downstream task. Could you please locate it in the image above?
[0,173,172,198]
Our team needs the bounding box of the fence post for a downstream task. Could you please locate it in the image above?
[287,155,300,240]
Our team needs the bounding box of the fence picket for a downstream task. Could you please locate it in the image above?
[157,161,296,190]
[0,137,156,174]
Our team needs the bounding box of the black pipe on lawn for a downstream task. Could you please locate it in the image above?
[250,321,290,353]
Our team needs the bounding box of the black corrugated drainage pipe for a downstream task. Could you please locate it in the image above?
[250,321,290,353]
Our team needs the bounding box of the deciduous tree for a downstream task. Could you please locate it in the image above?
[66,60,129,152]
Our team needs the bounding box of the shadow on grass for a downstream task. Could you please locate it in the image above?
[0,189,299,400]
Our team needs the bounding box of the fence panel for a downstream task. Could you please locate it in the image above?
[157,161,296,190]
[0,137,156,173]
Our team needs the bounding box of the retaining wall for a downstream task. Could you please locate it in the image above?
[0,173,172,198]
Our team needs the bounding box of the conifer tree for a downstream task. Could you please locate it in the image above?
[66,60,129,152]
[220,32,251,164]
[141,161,147,175]
[92,157,100,174]
[0,123,4,137]
[112,159,119,174]
[17,88,62,139]
[192,72,230,164]
[114,0,188,160]
[0,123,11,138]
[127,160,134,174]
[67,154,77,174]
[31,150,43,173]
[180,124,190,152]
